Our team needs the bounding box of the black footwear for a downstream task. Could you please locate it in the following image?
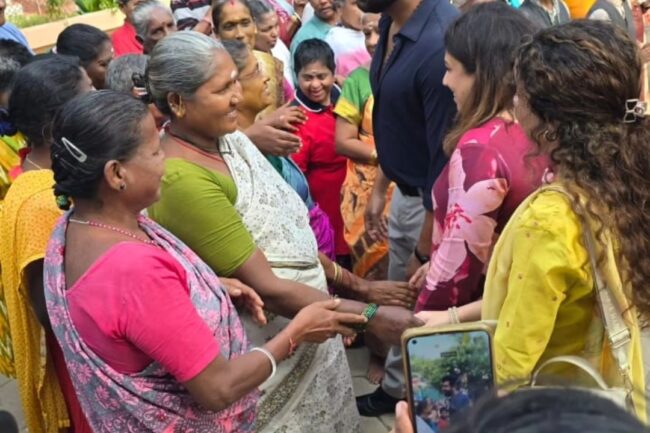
[0,410,18,433]
[356,386,399,417]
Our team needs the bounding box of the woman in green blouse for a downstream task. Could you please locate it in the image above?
[146,32,420,433]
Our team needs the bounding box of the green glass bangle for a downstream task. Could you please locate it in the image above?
[356,303,378,332]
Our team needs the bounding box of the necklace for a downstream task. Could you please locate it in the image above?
[69,218,156,245]
[167,131,225,163]
[25,155,44,170]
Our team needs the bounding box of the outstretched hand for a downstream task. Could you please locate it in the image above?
[220,277,267,325]
[365,280,418,308]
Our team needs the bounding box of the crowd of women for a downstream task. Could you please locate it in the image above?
[0,0,648,431]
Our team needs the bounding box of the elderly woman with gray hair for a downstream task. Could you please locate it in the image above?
[132,0,177,54]
[106,53,168,128]
[145,31,420,432]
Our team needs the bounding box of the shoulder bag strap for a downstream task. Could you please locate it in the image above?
[541,185,632,385]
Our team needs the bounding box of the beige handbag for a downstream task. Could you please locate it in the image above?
[529,186,634,411]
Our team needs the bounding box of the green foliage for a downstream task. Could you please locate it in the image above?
[74,0,116,13]
[410,333,492,394]
[10,12,74,28]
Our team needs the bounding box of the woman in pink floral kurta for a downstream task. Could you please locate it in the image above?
[409,3,547,313]
[411,119,546,312]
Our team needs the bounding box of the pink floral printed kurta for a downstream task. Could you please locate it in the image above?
[415,118,547,312]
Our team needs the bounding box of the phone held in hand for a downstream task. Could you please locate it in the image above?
[401,323,496,433]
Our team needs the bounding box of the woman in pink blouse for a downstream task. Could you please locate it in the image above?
[410,3,548,314]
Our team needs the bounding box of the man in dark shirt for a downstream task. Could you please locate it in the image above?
[356,0,457,417]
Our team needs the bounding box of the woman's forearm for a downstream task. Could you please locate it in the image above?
[232,249,369,317]
[335,118,375,164]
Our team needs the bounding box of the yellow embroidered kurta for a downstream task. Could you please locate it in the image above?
[482,185,648,422]
[0,169,69,433]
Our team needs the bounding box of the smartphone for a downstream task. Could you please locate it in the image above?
[402,323,496,432]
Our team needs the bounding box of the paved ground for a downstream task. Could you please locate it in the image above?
[0,347,393,433]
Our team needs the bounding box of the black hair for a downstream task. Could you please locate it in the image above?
[56,23,110,67]
[0,39,33,66]
[293,38,335,75]
[447,388,647,433]
[222,39,249,72]
[0,58,20,96]
[51,90,150,210]
[8,56,86,148]
[441,375,454,385]
[442,2,537,155]
[247,0,274,23]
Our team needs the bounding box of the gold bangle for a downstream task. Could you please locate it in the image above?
[332,263,342,285]
[369,149,378,166]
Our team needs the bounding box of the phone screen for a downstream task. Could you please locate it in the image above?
[405,330,494,432]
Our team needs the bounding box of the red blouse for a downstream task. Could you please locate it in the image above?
[291,88,349,256]
[111,21,143,57]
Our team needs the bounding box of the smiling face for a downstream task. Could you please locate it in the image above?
[254,11,279,52]
[85,40,114,89]
[216,1,257,50]
[177,50,243,138]
[239,51,272,114]
[442,52,475,112]
[297,60,334,105]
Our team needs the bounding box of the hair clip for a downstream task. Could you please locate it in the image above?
[623,99,646,124]
[61,137,87,163]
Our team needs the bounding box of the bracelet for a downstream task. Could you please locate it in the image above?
[251,347,277,381]
[355,303,379,332]
[413,246,429,265]
[447,307,460,324]
[369,149,378,166]
[332,262,343,285]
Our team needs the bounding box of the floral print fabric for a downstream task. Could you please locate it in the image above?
[44,213,258,433]
[415,118,547,312]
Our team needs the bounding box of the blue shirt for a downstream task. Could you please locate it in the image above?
[290,15,332,60]
[370,0,458,210]
[0,23,32,52]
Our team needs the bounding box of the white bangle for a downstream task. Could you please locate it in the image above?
[448,307,460,324]
[251,347,277,381]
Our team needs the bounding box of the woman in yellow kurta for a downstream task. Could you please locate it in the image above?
[417,21,650,423]
[482,21,650,422]
[0,56,92,433]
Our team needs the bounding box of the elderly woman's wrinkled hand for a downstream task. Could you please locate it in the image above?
[263,101,307,132]
[220,277,267,326]
[244,121,302,156]
[290,299,367,343]
[366,306,423,347]
[365,280,418,308]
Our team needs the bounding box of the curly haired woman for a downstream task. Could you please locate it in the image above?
[481,20,650,421]
[418,20,650,422]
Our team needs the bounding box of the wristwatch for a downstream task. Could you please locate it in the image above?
[413,246,429,265]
